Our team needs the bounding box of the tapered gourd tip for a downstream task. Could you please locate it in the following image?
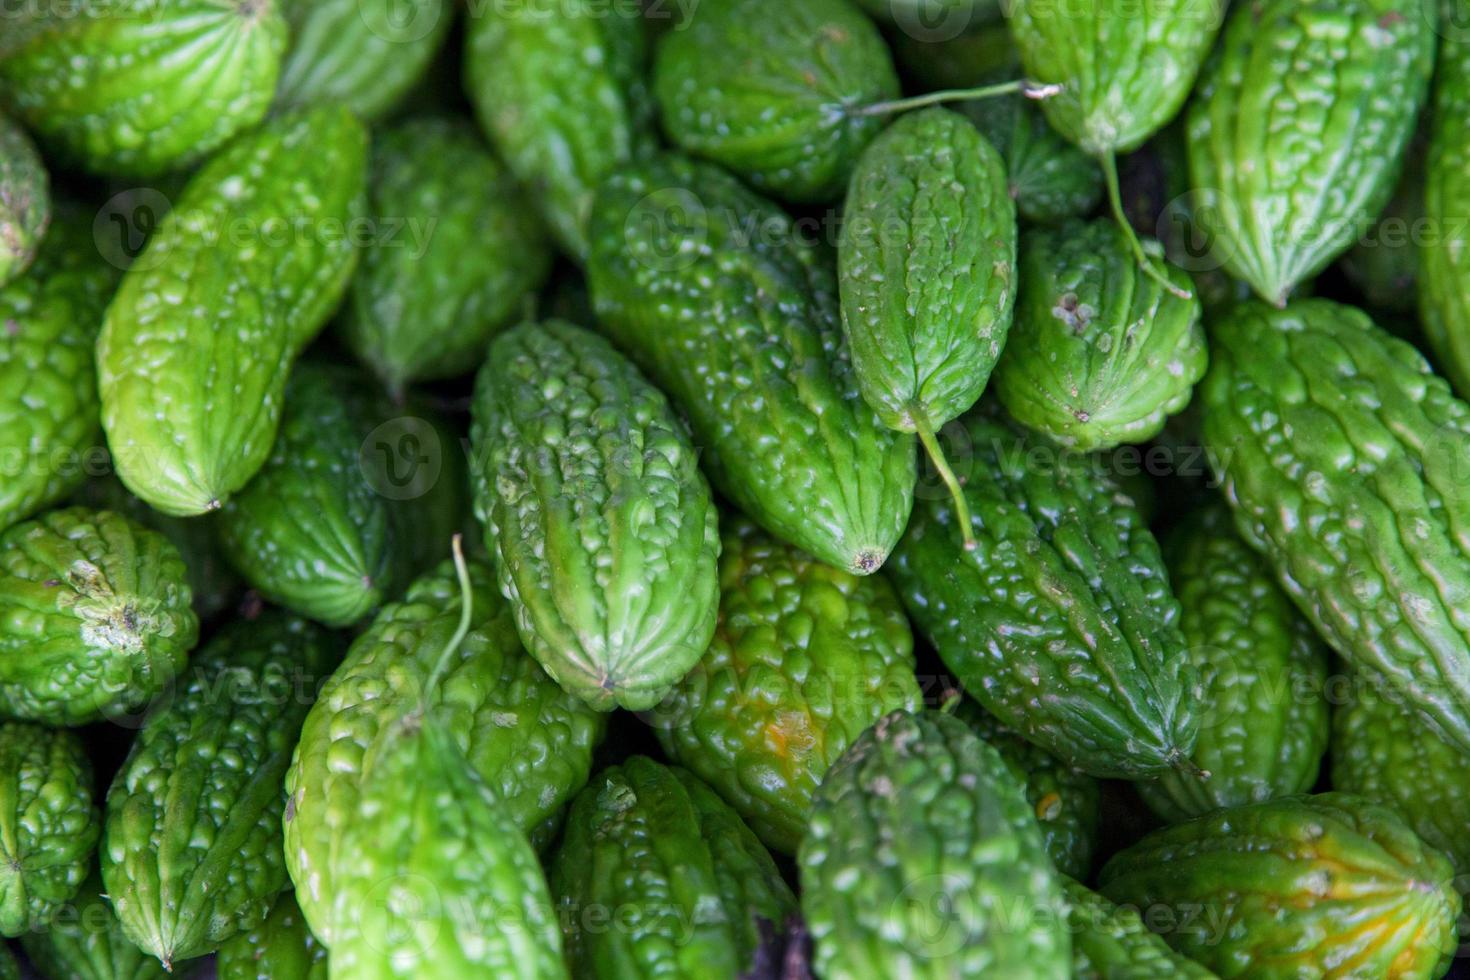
[852,548,886,575]
[1169,750,1209,780]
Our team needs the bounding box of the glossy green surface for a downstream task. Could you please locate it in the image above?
[97,108,367,517]
[472,320,719,711]
[216,890,327,980]
[799,710,1068,979]
[587,155,915,574]
[1421,34,1470,394]
[653,518,919,854]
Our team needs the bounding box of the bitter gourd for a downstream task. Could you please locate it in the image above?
[20,869,167,980]
[551,756,796,978]
[1139,501,1330,823]
[651,518,919,854]
[465,0,652,258]
[97,107,367,517]
[216,363,465,628]
[1064,877,1217,980]
[654,0,899,203]
[839,107,1015,538]
[283,559,605,944]
[1100,793,1461,979]
[1421,33,1470,394]
[1332,672,1470,877]
[1200,298,1470,754]
[588,155,915,574]
[0,0,286,178]
[217,890,326,980]
[994,218,1206,451]
[471,320,719,711]
[1342,138,1423,316]
[0,723,98,938]
[101,612,336,966]
[888,410,1200,777]
[1187,0,1435,306]
[340,117,551,393]
[0,206,118,533]
[0,507,197,726]
[275,0,452,121]
[798,710,1069,979]
[0,112,47,288]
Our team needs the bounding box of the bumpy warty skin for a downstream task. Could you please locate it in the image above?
[0,0,286,178]
[1063,878,1216,980]
[1187,0,1435,305]
[799,710,1070,980]
[472,320,719,712]
[1420,32,1470,395]
[1202,298,1470,755]
[102,613,336,966]
[97,107,366,517]
[839,108,1017,435]
[995,218,1206,451]
[20,870,168,980]
[0,507,197,725]
[889,411,1201,778]
[283,559,605,945]
[653,518,919,854]
[1100,793,1462,980]
[587,154,916,575]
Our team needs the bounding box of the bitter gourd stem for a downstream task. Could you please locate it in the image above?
[912,408,976,552]
[851,79,1061,118]
[424,534,474,703]
[1101,152,1193,302]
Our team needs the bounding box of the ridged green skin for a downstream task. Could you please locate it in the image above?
[654,0,899,203]
[799,710,1069,979]
[330,719,566,980]
[1009,0,1222,156]
[838,108,1016,437]
[889,411,1199,777]
[20,871,166,980]
[588,155,916,574]
[1201,298,1470,755]
[275,0,452,121]
[0,0,286,178]
[217,890,326,980]
[956,702,1100,879]
[1422,35,1470,394]
[1064,878,1217,980]
[0,723,98,937]
[284,559,605,944]
[216,363,466,628]
[652,519,919,855]
[0,112,48,288]
[551,756,796,978]
[471,320,719,711]
[1100,793,1462,979]
[1333,674,1470,876]
[101,613,335,966]
[888,26,1101,224]
[1140,502,1330,823]
[0,209,117,533]
[995,219,1207,451]
[341,118,551,391]
[1187,0,1435,306]
[97,108,367,517]
[465,0,651,259]
[0,507,197,726]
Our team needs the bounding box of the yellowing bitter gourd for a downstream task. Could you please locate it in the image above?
[102,612,336,966]
[651,518,919,854]
[838,107,1015,543]
[994,219,1206,451]
[0,0,286,178]
[1187,0,1435,305]
[97,107,366,517]
[0,722,98,938]
[1200,298,1470,755]
[471,320,719,711]
[588,155,915,574]
[798,710,1069,979]
[0,507,197,725]
[1100,793,1461,979]
[0,112,48,288]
